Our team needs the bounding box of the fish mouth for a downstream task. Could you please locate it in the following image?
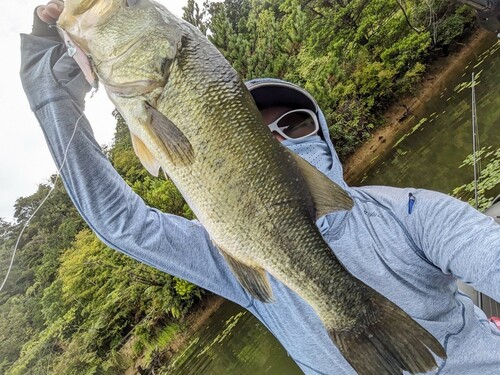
[59,0,121,29]
[64,0,103,16]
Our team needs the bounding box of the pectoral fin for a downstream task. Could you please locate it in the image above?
[218,248,274,303]
[288,151,354,219]
[131,133,161,177]
[146,103,194,166]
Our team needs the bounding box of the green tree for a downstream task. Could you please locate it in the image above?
[203,0,475,157]
[183,0,208,35]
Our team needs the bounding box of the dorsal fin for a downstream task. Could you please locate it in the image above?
[288,151,353,219]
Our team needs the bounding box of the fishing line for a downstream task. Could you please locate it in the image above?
[472,72,480,210]
[0,113,85,293]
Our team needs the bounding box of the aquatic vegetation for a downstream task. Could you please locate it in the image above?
[393,117,428,148]
[197,312,246,357]
[452,147,500,210]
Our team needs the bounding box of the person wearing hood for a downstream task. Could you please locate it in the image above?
[19,2,500,374]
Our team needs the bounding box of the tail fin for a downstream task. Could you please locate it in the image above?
[329,296,446,375]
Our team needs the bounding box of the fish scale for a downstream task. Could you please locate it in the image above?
[59,1,447,373]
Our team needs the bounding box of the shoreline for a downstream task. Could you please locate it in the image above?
[343,28,491,184]
[163,293,225,355]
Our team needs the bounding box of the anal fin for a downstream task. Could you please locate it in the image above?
[218,248,274,303]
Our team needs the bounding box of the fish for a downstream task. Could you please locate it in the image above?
[58,1,446,373]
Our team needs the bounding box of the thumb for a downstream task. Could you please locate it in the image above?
[36,1,64,24]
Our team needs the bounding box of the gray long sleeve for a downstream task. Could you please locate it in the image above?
[408,189,500,301]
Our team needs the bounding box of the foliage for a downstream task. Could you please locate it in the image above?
[452,147,500,210]
[183,0,208,35]
[2,119,202,373]
[204,0,475,157]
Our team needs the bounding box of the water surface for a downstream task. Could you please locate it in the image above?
[163,301,302,374]
[355,36,499,197]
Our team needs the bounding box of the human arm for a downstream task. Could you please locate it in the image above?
[407,189,500,301]
[19,5,247,304]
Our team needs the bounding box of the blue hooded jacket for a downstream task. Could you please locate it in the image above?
[20,33,500,374]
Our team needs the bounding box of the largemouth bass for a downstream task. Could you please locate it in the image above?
[58,1,446,373]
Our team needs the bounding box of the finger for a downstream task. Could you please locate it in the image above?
[36,6,56,24]
[47,0,64,12]
[36,1,64,24]
[44,4,62,20]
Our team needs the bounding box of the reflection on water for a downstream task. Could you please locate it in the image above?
[163,301,302,374]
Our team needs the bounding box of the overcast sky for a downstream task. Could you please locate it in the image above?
[0,0,204,222]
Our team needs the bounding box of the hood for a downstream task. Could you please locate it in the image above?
[245,78,347,190]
